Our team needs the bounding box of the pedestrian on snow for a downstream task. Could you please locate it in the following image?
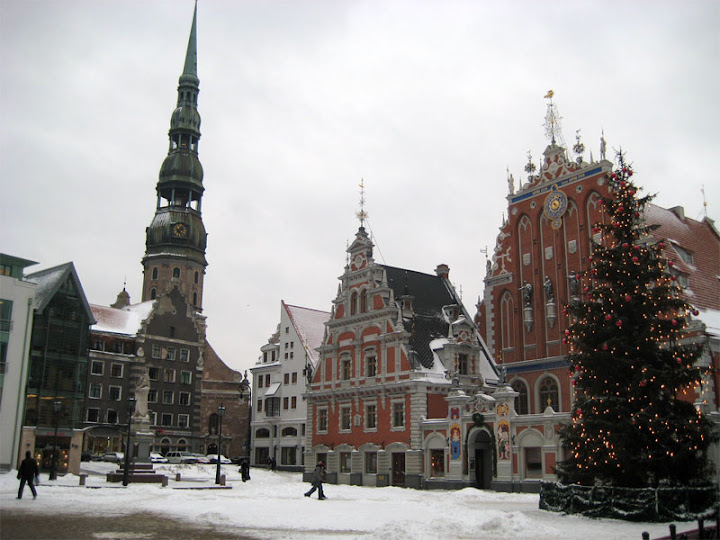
[17,451,39,500]
[304,461,326,500]
[267,457,276,471]
[240,458,251,482]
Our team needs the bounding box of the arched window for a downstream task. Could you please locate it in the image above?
[539,377,559,412]
[350,291,358,315]
[160,438,171,455]
[282,427,298,437]
[256,428,270,438]
[150,288,157,299]
[209,413,218,435]
[360,289,367,313]
[177,438,187,452]
[152,267,158,280]
[193,292,198,305]
[173,267,181,278]
[194,271,199,284]
[512,380,529,415]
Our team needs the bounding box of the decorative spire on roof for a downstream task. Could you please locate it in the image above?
[356,178,368,228]
[543,90,565,148]
[573,129,585,164]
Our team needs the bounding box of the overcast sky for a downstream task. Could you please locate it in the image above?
[2,0,718,374]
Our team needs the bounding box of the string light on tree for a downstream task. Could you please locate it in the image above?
[556,152,716,489]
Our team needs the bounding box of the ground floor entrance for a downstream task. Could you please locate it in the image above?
[391,453,405,486]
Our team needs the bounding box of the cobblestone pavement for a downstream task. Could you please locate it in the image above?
[0,508,257,540]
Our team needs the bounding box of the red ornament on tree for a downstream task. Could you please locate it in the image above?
[671,319,677,326]
[632,256,639,263]
[605,314,612,321]
[616,320,623,327]
[622,242,629,249]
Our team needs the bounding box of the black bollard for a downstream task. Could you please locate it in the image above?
[641,532,649,540]
[669,523,676,540]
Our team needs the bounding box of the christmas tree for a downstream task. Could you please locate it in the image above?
[557,154,715,488]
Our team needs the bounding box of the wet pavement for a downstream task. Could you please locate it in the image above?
[0,508,257,539]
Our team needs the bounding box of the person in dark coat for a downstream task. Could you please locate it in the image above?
[17,451,39,500]
[240,458,251,482]
[267,456,276,471]
[304,461,326,500]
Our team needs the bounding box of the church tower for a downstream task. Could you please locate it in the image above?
[142,3,207,309]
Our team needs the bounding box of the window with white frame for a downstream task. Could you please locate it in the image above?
[162,390,174,404]
[341,357,351,381]
[167,346,176,361]
[111,363,123,378]
[89,383,102,399]
[152,344,161,358]
[148,389,157,403]
[392,401,405,429]
[317,408,328,433]
[181,370,192,384]
[458,353,469,375]
[177,414,190,428]
[366,354,377,378]
[365,403,377,430]
[340,405,352,431]
[148,367,159,380]
[180,349,190,362]
[149,411,157,425]
[179,392,191,406]
[339,451,351,473]
[365,452,377,474]
[161,413,173,427]
[87,408,100,423]
[109,386,121,401]
[91,360,104,376]
[164,368,176,383]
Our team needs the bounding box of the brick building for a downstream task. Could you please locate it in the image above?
[304,224,503,489]
[476,119,720,489]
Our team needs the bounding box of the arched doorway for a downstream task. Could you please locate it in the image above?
[469,429,493,489]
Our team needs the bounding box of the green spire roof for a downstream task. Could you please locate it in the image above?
[182,1,198,78]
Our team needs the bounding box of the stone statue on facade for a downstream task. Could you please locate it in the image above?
[544,276,554,302]
[133,372,150,421]
[519,282,533,307]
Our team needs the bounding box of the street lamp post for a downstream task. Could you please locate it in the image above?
[215,404,226,485]
[49,399,62,481]
[122,396,136,487]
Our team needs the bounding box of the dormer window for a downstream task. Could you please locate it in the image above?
[672,243,694,265]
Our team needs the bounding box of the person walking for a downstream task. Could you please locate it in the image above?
[304,461,326,500]
[240,458,251,482]
[17,451,39,500]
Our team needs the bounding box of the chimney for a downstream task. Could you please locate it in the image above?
[435,264,450,279]
[670,206,685,221]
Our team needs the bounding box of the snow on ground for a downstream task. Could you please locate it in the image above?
[1,463,693,539]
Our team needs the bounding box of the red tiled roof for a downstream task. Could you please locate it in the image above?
[645,204,720,311]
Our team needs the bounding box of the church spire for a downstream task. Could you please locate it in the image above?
[141,3,207,310]
[182,2,198,80]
